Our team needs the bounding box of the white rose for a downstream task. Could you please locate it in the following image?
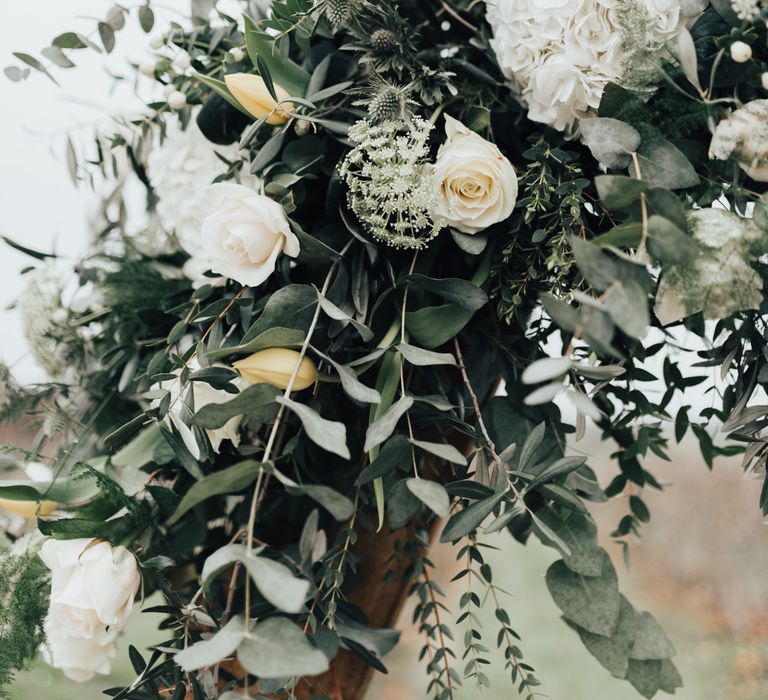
[39,538,141,638]
[199,183,300,286]
[151,361,247,461]
[433,115,518,234]
[42,624,117,682]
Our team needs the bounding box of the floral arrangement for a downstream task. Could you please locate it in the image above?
[1,0,768,698]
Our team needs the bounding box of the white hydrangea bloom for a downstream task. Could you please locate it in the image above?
[147,113,261,261]
[485,0,687,133]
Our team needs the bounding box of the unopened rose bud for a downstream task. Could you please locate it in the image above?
[730,41,752,63]
[233,348,318,390]
[224,73,292,124]
[162,83,176,98]
[0,497,56,517]
[167,90,187,109]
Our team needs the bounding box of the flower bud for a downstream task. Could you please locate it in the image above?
[167,90,187,109]
[0,497,56,517]
[224,73,292,125]
[762,72,768,90]
[149,35,165,50]
[139,61,156,77]
[730,41,752,63]
[233,348,318,390]
[228,47,246,62]
[173,52,191,72]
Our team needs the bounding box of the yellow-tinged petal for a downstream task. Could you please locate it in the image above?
[233,348,318,390]
[224,73,292,125]
[0,497,56,518]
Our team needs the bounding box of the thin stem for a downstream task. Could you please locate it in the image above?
[243,241,353,629]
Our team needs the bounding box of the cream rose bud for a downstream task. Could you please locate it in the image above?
[39,539,140,638]
[224,73,292,124]
[233,348,318,390]
[200,183,300,286]
[434,115,518,234]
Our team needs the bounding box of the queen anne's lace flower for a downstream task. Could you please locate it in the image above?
[485,0,686,133]
[339,118,444,249]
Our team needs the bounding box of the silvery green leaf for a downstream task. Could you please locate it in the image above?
[566,596,638,679]
[364,396,413,453]
[316,291,373,341]
[521,357,572,385]
[201,544,309,613]
[175,616,246,671]
[527,456,588,491]
[530,511,572,556]
[450,229,487,254]
[604,278,649,339]
[524,382,564,406]
[191,383,280,430]
[286,483,355,521]
[546,551,621,636]
[440,490,506,542]
[409,438,467,465]
[406,477,450,517]
[571,364,626,380]
[580,117,641,169]
[238,617,329,678]
[396,342,456,367]
[277,396,350,459]
[324,356,380,404]
[630,612,677,660]
[675,28,701,91]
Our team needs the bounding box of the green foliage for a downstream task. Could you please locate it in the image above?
[0,550,49,696]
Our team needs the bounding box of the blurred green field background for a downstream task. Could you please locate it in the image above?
[12,438,768,700]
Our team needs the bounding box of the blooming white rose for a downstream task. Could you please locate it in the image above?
[151,360,247,460]
[433,115,518,234]
[40,538,141,637]
[199,183,300,286]
[39,538,140,681]
[147,113,261,267]
[42,624,117,682]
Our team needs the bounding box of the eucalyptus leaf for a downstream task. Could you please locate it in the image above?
[580,118,641,169]
[396,342,456,367]
[277,396,350,459]
[409,438,467,465]
[406,478,450,517]
[364,397,413,453]
[440,490,505,542]
[175,616,246,671]
[238,617,329,679]
[546,552,621,636]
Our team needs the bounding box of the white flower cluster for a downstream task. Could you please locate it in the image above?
[655,208,768,324]
[39,538,140,682]
[730,0,763,21]
[709,99,768,182]
[485,0,685,133]
[340,118,443,249]
[147,114,261,264]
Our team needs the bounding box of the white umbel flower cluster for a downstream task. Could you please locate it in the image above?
[485,0,686,133]
[340,118,443,249]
